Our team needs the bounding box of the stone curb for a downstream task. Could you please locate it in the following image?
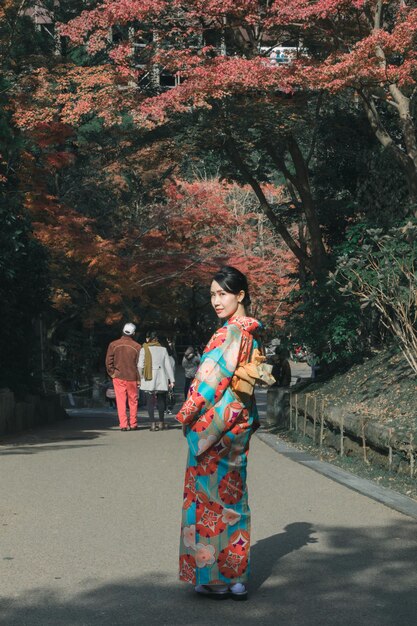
[256,430,417,522]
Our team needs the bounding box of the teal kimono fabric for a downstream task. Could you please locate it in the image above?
[176,316,262,585]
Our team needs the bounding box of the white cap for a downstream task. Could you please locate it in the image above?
[123,323,136,336]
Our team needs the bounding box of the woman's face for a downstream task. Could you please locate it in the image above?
[210,280,244,320]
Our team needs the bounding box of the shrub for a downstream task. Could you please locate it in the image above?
[332,221,417,376]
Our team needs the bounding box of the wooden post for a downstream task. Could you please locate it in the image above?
[313,396,317,445]
[295,394,298,432]
[320,399,325,449]
[340,414,344,457]
[289,393,293,430]
[388,428,393,471]
[361,418,369,464]
[303,395,308,437]
[409,433,415,478]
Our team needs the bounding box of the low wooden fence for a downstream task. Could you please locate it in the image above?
[289,392,416,478]
[265,386,416,478]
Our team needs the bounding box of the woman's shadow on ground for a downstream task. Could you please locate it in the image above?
[251,522,317,592]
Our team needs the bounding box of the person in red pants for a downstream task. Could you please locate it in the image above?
[105,323,141,431]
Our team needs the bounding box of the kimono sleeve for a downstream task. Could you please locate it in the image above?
[176,324,241,426]
[177,326,245,458]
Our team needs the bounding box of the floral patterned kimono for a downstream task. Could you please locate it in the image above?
[176,316,262,586]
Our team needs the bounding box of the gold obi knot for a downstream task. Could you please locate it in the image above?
[231,349,275,396]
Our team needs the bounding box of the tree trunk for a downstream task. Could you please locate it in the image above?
[224,138,315,276]
[359,88,417,209]
[404,159,417,206]
[365,23,417,210]
[266,138,328,276]
[286,134,328,274]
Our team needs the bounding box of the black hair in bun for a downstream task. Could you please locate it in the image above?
[212,266,251,307]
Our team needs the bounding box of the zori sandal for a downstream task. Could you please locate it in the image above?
[194,584,230,600]
[229,583,248,601]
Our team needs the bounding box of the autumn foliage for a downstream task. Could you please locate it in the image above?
[4,0,417,388]
[25,150,296,327]
[149,178,297,327]
[15,105,295,327]
[55,1,417,137]
[14,1,417,287]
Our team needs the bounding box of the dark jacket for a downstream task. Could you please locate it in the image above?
[182,352,200,379]
[271,358,291,387]
[105,336,141,381]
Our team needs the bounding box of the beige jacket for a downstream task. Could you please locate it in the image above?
[138,345,175,392]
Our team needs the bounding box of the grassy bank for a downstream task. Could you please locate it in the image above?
[280,346,417,501]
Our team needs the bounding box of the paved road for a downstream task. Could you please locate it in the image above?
[289,359,312,382]
[1,400,417,626]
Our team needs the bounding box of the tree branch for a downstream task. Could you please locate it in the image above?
[224,137,314,273]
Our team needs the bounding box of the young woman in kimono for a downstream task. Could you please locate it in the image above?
[176,266,262,601]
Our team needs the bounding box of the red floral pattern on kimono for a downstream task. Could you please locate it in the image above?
[176,316,262,586]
